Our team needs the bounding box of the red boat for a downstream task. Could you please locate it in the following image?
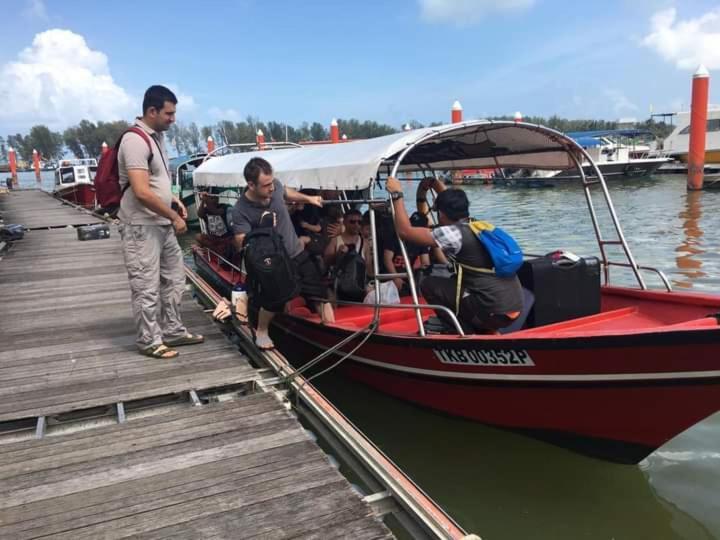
[192,121,720,463]
[53,158,97,209]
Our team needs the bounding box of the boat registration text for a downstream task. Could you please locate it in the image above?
[434,348,535,366]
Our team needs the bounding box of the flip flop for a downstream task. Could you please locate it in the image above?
[164,333,205,347]
[254,334,276,351]
[141,344,179,359]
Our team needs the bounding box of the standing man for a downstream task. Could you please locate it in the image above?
[118,85,204,359]
[232,157,334,350]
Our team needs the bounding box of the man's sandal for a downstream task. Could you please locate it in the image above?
[254,334,276,351]
[141,344,179,359]
[164,333,205,347]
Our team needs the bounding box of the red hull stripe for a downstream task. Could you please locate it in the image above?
[275,322,720,383]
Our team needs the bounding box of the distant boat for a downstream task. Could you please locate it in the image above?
[549,129,670,180]
[659,107,720,164]
[53,158,97,209]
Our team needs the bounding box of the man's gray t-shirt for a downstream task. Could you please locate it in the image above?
[118,119,172,225]
[231,179,303,258]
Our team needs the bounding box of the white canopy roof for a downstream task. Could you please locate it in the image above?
[193,121,580,190]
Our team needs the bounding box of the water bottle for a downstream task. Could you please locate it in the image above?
[231,283,248,320]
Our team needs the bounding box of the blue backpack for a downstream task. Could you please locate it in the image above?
[468,221,523,277]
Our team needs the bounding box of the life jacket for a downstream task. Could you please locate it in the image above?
[243,212,299,310]
[451,224,522,315]
[94,127,153,213]
[335,239,366,301]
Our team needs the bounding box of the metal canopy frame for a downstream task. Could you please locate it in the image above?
[378,120,669,336]
[193,120,671,338]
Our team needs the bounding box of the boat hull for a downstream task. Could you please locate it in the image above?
[54,184,95,209]
[192,246,720,463]
[553,158,669,180]
[273,315,720,463]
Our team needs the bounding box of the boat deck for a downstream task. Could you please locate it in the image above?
[0,190,392,539]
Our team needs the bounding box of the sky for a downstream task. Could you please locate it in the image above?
[1,0,719,135]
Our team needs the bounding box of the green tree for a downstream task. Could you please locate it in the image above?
[310,122,327,141]
[7,133,33,161]
[28,125,64,160]
[63,119,129,158]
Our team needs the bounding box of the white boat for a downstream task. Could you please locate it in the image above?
[549,129,670,180]
[53,158,98,209]
[658,107,720,164]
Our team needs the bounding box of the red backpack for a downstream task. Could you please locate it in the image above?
[95,127,153,213]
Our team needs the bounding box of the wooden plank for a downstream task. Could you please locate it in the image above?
[1,428,311,509]
[0,409,295,479]
[0,444,326,538]
[0,365,258,421]
[0,394,279,461]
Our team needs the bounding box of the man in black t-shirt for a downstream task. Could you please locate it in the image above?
[231,158,334,350]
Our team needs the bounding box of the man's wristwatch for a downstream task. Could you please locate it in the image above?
[390,191,404,201]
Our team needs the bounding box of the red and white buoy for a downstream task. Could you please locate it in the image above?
[8,147,17,187]
[341,133,348,141]
[256,129,265,150]
[101,141,109,156]
[687,65,710,191]
[32,149,41,182]
[451,101,463,123]
[330,118,339,144]
[514,111,523,123]
[207,135,215,154]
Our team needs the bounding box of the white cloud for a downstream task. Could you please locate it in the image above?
[0,29,134,130]
[419,0,534,25]
[208,107,241,121]
[165,84,197,112]
[642,7,720,69]
[23,0,48,21]
[604,89,638,115]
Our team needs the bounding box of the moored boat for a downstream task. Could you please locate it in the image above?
[53,158,97,209]
[192,121,720,463]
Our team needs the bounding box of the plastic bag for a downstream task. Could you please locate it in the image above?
[363,280,400,305]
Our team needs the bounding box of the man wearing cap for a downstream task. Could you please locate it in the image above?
[384,176,522,333]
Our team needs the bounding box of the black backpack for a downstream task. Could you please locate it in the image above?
[335,241,367,302]
[244,225,299,310]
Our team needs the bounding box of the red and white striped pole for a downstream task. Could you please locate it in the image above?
[8,147,17,187]
[330,118,339,144]
[256,129,265,150]
[451,101,463,123]
[207,136,215,154]
[514,111,523,123]
[688,65,710,191]
[32,149,41,182]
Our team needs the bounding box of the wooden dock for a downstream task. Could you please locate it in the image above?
[0,190,393,539]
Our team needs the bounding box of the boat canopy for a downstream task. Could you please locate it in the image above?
[193,121,581,190]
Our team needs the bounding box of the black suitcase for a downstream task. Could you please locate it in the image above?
[77,223,110,241]
[517,255,601,327]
